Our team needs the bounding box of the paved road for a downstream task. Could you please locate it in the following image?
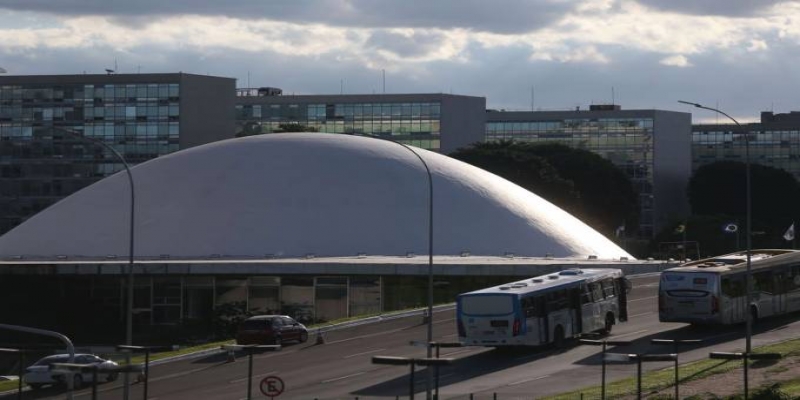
[9,273,800,399]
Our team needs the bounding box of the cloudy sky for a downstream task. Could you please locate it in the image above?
[1,0,799,122]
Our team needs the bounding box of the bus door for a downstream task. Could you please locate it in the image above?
[753,271,775,318]
[773,269,787,315]
[721,275,745,324]
[580,283,598,332]
[522,296,546,345]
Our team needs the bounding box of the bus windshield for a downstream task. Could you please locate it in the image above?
[461,294,514,315]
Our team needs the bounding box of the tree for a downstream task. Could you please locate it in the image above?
[450,141,639,237]
[688,161,800,247]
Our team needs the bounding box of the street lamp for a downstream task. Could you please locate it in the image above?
[367,136,435,398]
[677,101,753,353]
[53,127,136,345]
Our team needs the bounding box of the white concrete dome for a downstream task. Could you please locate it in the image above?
[0,133,633,260]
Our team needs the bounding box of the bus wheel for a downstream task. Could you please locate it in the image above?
[603,313,615,335]
[553,326,565,349]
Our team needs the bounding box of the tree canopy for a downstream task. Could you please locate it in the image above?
[450,140,639,237]
[686,161,800,249]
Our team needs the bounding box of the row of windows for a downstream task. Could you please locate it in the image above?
[0,123,180,139]
[487,118,654,133]
[0,84,180,101]
[242,120,440,136]
[237,102,442,121]
[0,105,179,121]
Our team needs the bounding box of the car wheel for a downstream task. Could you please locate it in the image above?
[299,331,308,343]
[28,383,43,390]
[274,335,282,345]
[73,374,83,390]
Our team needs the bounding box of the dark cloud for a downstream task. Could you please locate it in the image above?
[365,31,447,58]
[0,0,573,34]
[634,0,783,17]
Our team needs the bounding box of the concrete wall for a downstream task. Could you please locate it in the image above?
[440,95,487,154]
[653,110,692,233]
[179,74,237,149]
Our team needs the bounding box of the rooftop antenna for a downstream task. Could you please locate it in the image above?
[340,79,344,94]
[247,71,250,89]
[105,68,115,75]
[531,86,534,111]
[382,69,386,94]
[114,58,118,73]
[612,86,615,105]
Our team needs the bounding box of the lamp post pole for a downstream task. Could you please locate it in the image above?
[55,127,135,345]
[678,101,752,353]
[382,139,434,398]
[54,127,135,399]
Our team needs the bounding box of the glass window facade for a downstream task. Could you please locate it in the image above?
[486,116,656,236]
[0,82,181,235]
[235,101,442,151]
[692,126,800,180]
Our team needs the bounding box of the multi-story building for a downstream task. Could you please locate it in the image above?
[693,111,800,179]
[235,90,486,153]
[486,105,692,237]
[0,73,236,235]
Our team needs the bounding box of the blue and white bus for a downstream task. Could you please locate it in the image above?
[457,268,629,347]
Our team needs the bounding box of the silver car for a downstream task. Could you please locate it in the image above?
[23,353,119,390]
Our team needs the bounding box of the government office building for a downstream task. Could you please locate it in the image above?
[692,110,800,179]
[486,105,693,238]
[235,90,486,154]
[0,73,237,235]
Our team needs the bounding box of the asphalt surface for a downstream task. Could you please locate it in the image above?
[8,273,800,399]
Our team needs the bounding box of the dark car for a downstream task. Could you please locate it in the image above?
[236,315,309,345]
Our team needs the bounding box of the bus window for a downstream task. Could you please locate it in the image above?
[521,297,534,317]
[589,283,604,301]
[791,266,800,292]
[754,271,773,294]
[581,285,593,304]
[601,279,616,298]
[722,276,744,297]
[547,290,569,310]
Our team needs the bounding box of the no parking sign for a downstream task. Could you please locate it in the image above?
[260,375,284,398]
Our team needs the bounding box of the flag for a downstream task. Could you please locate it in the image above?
[615,225,625,238]
[674,224,685,234]
[784,223,795,241]
[723,223,738,234]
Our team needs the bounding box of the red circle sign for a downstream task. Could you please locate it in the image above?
[260,375,284,397]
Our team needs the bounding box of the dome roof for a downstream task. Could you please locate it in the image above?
[0,133,632,260]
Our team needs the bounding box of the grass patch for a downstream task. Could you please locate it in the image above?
[0,380,20,393]
[545,337,800,400]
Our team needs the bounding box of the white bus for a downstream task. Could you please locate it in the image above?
[456,268,629,347]
[659,249,800,325]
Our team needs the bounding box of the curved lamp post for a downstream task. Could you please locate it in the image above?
[365,136,434,398]
[677,101,752,354]
[53,127,136,346]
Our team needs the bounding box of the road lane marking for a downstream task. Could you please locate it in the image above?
[149,366,216,383]
[609,329,649,339]
[434,317,455,325]
[629,295,658,303]
[229,370,277,384]
[441,348,474,357]
[326,327,407,345]
[629,312,654,318]
[507,374,550,386]
[344,348,387,359]
[322,371,367,383]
